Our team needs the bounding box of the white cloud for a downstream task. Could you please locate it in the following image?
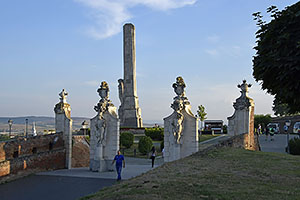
[75,0,196,39]
[205,49,219,56]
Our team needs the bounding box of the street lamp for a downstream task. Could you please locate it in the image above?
[285,120,291,153]
[25,119,28,138]
[8,119,13,137]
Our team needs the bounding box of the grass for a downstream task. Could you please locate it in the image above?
[199,134,221,142]
[81,147,300,200]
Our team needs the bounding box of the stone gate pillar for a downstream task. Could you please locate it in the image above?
[90,81,120,172]
[54,89,72,169]
[227,80,254,136]
[164,77,198,162]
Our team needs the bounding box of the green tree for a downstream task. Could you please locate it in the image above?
[120,132,134,149]
[254,114,272,129]
[252,2,300,114]
[138,136,153,155]
[197,105,207,130]
[272,99,290,117]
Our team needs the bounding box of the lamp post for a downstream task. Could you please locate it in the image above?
[8,119,13,137]
[25,119,28,138]
[285,120,291,153]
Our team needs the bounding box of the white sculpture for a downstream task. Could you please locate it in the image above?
[164,76,198,162]
[90,81,120,172]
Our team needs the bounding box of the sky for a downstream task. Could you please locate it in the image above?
[0,0,298,124]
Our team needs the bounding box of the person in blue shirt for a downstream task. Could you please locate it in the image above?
[112,150,125,181]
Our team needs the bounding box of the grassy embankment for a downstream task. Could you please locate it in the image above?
[82,147,300,200]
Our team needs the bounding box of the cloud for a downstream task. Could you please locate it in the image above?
[205,49,219,56]
[75,0,197,39]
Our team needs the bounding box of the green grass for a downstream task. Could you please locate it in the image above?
[199,134,221,142]
[81,147,300,200]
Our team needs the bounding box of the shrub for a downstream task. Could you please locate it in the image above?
[289,137,300,155]
[120,132,134,149]
[145,128,164,141]
[138,136,153,155]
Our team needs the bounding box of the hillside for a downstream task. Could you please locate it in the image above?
[83,147,300,200]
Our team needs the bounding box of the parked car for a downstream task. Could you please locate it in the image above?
[293,122,300,134]
[267,123,280,134]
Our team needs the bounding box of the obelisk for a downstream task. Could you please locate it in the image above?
[118,23,143,127]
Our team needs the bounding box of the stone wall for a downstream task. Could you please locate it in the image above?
[72,136,90,168]
[0,133,65,183]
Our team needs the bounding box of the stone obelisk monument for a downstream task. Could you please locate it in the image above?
[118,23,143,127]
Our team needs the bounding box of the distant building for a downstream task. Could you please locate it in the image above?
[204,120,223,134]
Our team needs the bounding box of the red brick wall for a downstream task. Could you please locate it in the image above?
[0,133,65,182]
[72,136,90,168]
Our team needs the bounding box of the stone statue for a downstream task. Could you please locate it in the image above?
[170,100,184,144]
[234,80,252,110]
[95,117,106,146]
[118,79,124,105]
[94,81,114,118]
[59,89,68,103]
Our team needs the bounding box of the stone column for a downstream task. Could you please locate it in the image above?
[164,77,198,162]
[227,80,255,137]
[118,23,143,128]
[90,81,120,172]
[54,89,72,169]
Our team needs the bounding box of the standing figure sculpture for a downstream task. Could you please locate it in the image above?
[90,81,119,172]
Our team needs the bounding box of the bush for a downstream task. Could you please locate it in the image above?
[289,137,300,155]
[145,128,164,141]
[120,132,134,149]
[138,136,153,155]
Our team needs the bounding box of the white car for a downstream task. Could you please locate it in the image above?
[293,122,300,134]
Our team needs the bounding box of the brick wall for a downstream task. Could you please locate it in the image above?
[72,136,89,168]
[0,133,65,183]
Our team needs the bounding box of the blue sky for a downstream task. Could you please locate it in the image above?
[0,0,298,124]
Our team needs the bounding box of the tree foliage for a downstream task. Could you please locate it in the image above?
[252,2,300,113]
[120,132,134,149]
[254,114,272,129]
[197,105,207,122]
[138,136,153,155]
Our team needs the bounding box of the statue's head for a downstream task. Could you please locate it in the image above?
[98,81,109,99]
[173,76,186,96]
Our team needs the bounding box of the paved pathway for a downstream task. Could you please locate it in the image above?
[259,134,299,153]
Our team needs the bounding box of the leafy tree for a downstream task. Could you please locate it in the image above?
[120,132,134,149]
[272,99,290,117]
[138,136,153,155]
[254,114,272,129]
[197,105,207,130]
[252,2,300,114]
[145,128,164,141]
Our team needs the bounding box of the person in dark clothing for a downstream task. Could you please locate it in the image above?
[112,150,125,181]
[150,146,156,168]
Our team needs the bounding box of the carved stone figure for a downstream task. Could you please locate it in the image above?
[118,79,124,105]
[227,80,255,137]
[164,76,198,162]
[59,89,68,103]
[90,81,119,172]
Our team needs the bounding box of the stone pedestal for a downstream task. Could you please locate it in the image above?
[227,80,255,137]
[54,89,72,169]
[163,77,198,162]
[90,81,120,172]
[118,23,143,128]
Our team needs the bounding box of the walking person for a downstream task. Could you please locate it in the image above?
[112,150,125,181]
[150,146,156,168]
[265,127,269,141]
[270,127,275,141]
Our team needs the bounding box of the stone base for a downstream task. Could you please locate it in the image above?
[90,159,115,172]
